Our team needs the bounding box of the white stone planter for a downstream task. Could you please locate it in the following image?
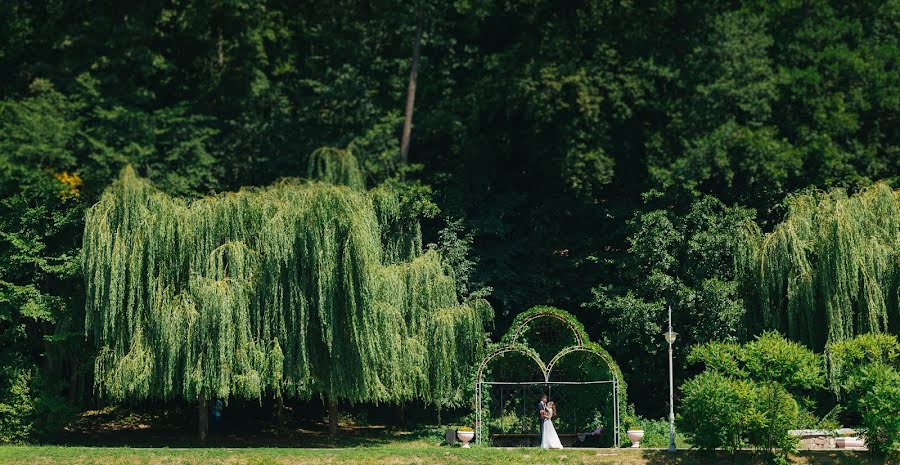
[835,436,865,449]
[457,430,475,448]
[627,429,645,448]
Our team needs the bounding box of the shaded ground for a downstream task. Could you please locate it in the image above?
[55,402,441,448]
[0,446,896,465]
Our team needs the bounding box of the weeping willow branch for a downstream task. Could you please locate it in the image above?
[306,147,365,191]
[83,155,491,407]
[737,183,899,350]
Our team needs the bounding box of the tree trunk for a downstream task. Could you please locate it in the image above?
[395,403,405,428]
[437,405,441,427]
[198,393,209,442]
[400,9,424,163]
[328,398,339,438]
[67,365,79,404]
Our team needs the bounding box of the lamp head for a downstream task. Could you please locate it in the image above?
[663,330,678,345]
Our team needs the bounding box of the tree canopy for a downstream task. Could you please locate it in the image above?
[83,159,491,407]
[737,183,899,350]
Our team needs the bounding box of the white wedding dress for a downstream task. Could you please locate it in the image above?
[541,407,564,449]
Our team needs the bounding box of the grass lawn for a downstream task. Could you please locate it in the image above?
[0,444,895,465]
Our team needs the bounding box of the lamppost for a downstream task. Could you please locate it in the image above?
[662,305,678,452]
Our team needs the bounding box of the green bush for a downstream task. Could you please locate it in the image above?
[679,371,765,451]
[826,333,900,397]
[749,381,800,460]
[846,363,900,455]
[630,416,689,449]
[679,370,799,463]
[682,332,823,462]
[0,367,34,443]
[30,374,77,438]
[688,331,823,391]
[0,365,76,443]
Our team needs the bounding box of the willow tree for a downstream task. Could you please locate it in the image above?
[83,150,491,439]
[737,183,899,350]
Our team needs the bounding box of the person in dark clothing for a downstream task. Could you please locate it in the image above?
[210,399,223,435]
[537,394,548,439]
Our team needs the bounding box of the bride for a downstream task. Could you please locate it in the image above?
[541,401,564,449]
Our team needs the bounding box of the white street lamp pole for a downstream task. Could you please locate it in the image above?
[664,304,677,452]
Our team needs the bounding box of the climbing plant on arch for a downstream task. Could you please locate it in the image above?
[474,306,626,446]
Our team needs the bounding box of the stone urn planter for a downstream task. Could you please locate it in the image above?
[457,429,475,448]
[835,436,865,449]
[626,429,645,448]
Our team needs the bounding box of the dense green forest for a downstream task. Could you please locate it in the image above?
[0,0,898,442]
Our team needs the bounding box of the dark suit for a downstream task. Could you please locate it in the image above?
[537,401,546,437]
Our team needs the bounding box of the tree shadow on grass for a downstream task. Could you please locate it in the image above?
[640,449,898,465]
[50,405,446,449]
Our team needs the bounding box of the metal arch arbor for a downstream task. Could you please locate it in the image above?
[504,311,586,346]
[474,308,621,447]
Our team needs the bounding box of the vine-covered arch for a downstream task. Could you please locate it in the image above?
[475,344,547,385]
[547,344,619,380]
[504,306,588,347]
[475,306,625,446]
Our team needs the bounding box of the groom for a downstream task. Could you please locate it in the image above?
[537,394,548,438]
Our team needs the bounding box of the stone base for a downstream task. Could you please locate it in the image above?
[789,429,866,451]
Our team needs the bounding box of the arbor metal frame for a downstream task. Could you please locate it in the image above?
[474,308,621,447]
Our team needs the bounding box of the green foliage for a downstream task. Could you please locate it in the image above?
[0,82,89,441]
[679,371,799,462]
[0,366,33,443]
[345,112,405,186]
[689,332,824,392]
[680,371,766,452]
[682,333,821,462]
[0,82,83,335]
[826,333,900,397]
[306,147,365,191]
[83,164,491,406]
[753,382,801,464]
[28,373,76,439]
[845,363,900,455]
[826,335,900,455]
[0,362,75,444]
[737,184,900,350]
[589,196,754,408]
[430,219,491,301]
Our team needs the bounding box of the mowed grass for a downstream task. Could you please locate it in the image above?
[0,445,895,465]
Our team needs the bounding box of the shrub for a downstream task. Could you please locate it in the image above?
[682,332,822,463]
[748,381,800,460]
[679,371,765,451]
[0,366,34,443]
[740,332,823,390]
[0,365,76,443]
[846,363,900,455]
[30,374,77,438]
[631,417,689,449]
[826,333,900,397]
[689,331,823,391]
